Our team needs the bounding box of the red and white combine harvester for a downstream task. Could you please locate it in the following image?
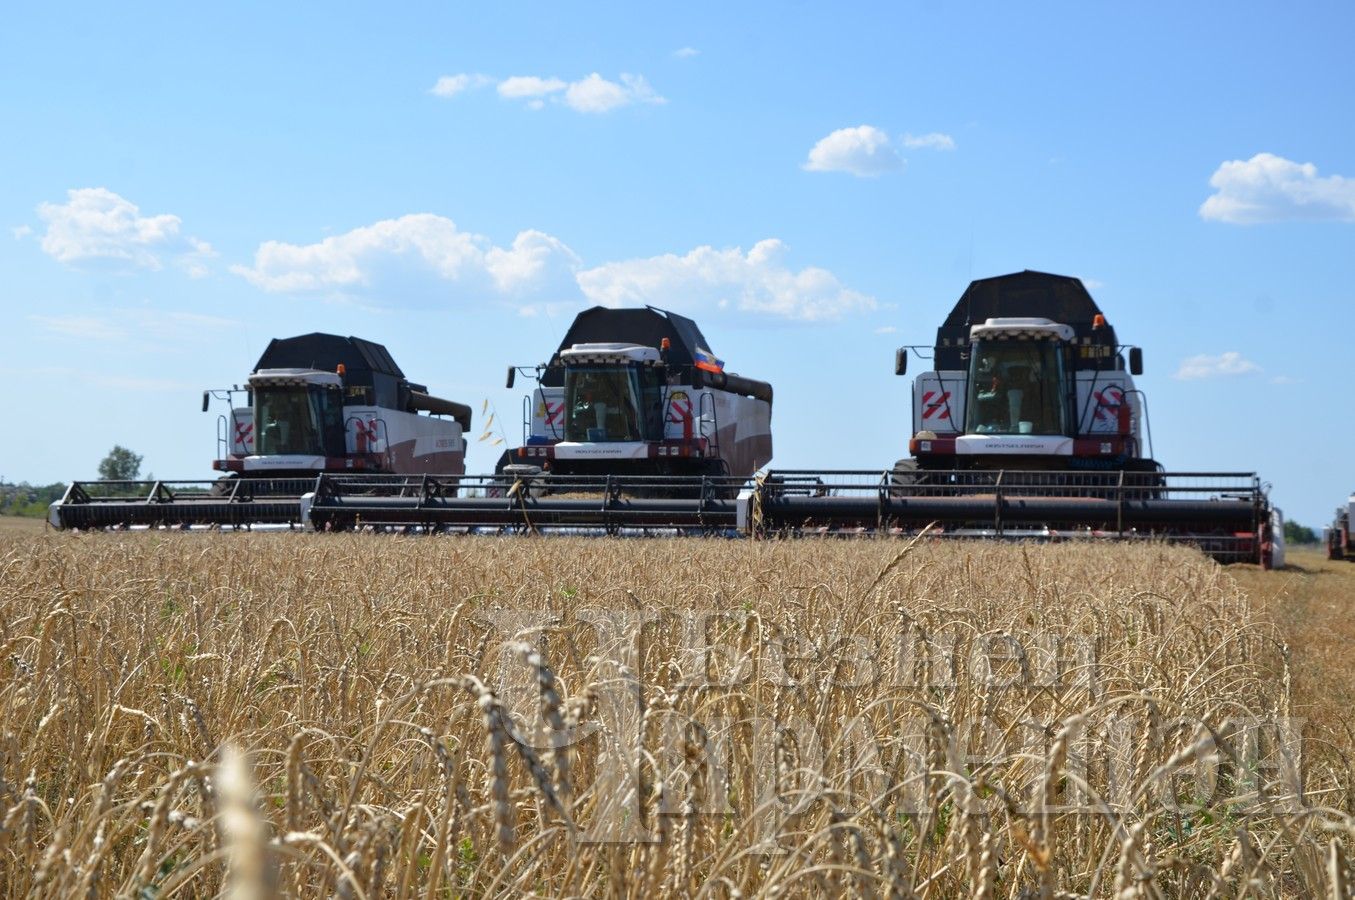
[500,305,773,482]
[858,270,1280,565]
[50,333,471,528]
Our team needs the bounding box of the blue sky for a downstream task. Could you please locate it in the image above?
[2,2,1353,527]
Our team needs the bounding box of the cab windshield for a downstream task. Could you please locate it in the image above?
[254,384,345,455]
[965,340,1067,435]
[563,365,664,442]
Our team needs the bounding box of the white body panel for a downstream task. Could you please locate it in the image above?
[1348,495,1355,531]
[342,405,465,457]
[911,372,966,435]
[1073,372,1141,440]
[230,407,254,455]
[530,387,567,441]
[1270,508,1286,569]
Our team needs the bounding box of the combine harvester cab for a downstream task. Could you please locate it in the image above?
[50,333,471,529]
[503,306,772,482]
[305,307,774,532]
[754,271,1279,566]
[1327,493,1355,560]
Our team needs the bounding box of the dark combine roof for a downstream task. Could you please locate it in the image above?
[541,306,718,386]
[254,333,405,380]
[253,333,413,414]
[934,271,1124,371]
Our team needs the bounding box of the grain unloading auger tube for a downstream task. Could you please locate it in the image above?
[297,468,1274,564]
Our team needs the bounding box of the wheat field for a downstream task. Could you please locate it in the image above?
[1,531,1351,897]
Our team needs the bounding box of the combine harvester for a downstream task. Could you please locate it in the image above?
[50,276,1280,566]
[301,306,773,531]
[50,334,471,529]
[1327,493,1354,560]
[753,270,1277,565]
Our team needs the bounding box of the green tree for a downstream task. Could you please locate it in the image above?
[1283,519,1318,545]
[98,446,143,481]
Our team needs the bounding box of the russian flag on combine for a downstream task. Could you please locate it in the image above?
[693,347,724,373]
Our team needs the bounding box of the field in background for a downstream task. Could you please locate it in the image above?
[1229,547,1355,768]
[0,515,46,534]
[0,532,1351,897]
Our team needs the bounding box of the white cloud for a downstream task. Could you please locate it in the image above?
[564,73,664,113]
[673,47,700,59]
[231,213,582,303]
[1200,153,1355,224]
[35,188,215,274]
[1173,351,1262,380]
[873,325,898,334]
[492,73,664,113]
[12,224,32,239]
[497,75,567,100]
[901,132,956,151]
[429,73,492,97]
[804,126,903,177]
[237,217,875,322]
[577,239,876,322]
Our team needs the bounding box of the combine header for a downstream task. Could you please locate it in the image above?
[50,333,470,529]
[500,306,772,485]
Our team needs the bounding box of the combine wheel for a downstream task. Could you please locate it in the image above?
[890,459,922,486]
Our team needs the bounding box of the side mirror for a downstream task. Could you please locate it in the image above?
[202,391,210,412]
[895,348,908,376]
[1129,347,1143,376]
[505,367,516,389]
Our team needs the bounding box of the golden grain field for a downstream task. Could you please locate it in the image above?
[1,532,1351,898]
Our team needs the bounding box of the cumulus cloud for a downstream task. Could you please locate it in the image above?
[497,75,567,100]
[34,188,215,275]
[1200,153,1355,224]
[804,126,904,177]
[1173,351,1262,380]
[236,217,875,322]
[901,132,956,151]
[673,47,700,59]
[576,239,876,321]
[429,73,492,97]
[564,73,663,113]
[433,72,667,113]
[231,214,582,304]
